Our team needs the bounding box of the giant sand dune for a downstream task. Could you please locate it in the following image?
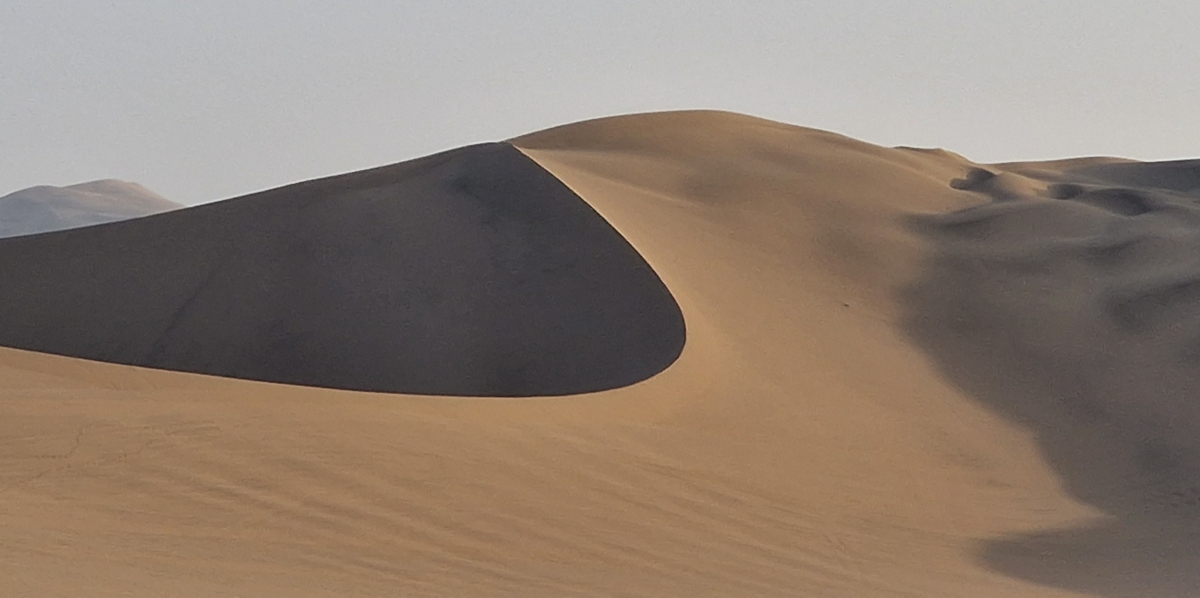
[1,111,1197,596]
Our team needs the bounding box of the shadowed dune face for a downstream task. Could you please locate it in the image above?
[0,179,181,238]
[0,143,684,396]
[906,163,1200,596]
[1070,159,1200,196]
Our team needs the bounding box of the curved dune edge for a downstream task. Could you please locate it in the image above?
[2,110,1195,596]
[0,143,685,397]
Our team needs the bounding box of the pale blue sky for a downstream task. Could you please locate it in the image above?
[2,1,1197,204]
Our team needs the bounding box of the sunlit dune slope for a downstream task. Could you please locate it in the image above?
[0,179,181,238]
[1,111,1197,597]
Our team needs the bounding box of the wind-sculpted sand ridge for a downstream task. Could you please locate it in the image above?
[0,143,684,396]
[1,111,1196,596]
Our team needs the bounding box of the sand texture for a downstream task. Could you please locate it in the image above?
[0,179,181,238]
[1,111,1197,596]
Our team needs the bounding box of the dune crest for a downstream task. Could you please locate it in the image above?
[0,111,1196,596]
[0,144,684,396]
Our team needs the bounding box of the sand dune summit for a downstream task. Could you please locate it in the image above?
[1,111,1197,597]
[0,179,180,238]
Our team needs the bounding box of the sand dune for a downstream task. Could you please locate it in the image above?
[0,179,181,238]
[0,144,683,396]
[1,111,1196,596]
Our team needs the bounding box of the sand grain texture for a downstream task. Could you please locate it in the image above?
[1,111,1197,596]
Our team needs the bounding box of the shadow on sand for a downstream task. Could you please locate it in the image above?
[902,188,1200,596]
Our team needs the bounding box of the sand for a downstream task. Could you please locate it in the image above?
[0,179,181,238]
[0,144,683,396]
[1,110,1196,596]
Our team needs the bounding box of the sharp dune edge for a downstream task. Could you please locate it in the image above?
[0,144,685,396]
[2,110,1198,596]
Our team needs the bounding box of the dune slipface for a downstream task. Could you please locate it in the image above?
[0,143,684,396]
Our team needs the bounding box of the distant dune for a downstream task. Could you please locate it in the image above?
[0,111,1197,597]
[0,179,181,238]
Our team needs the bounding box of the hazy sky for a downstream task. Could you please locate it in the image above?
[3,1,1197,205]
